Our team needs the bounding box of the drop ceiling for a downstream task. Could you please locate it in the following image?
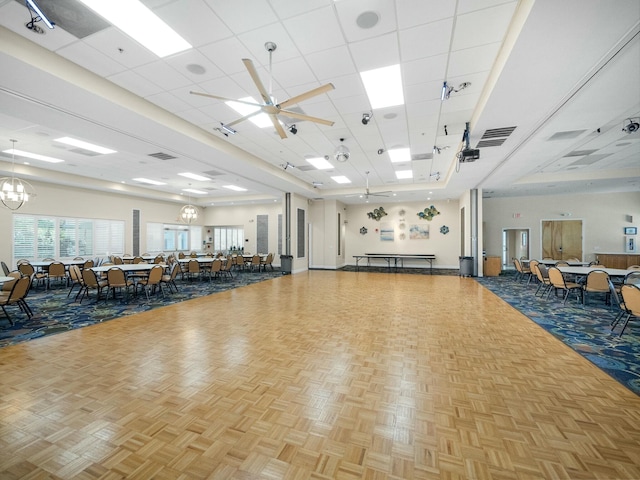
[0,0,638,207]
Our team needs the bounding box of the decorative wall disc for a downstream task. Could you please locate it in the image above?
[360,227,368,235]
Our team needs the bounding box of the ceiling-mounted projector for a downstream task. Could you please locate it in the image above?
[622,118,639,134]
[460,148,480,162]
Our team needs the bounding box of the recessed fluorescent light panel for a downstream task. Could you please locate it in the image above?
[306,157,333,170]
[226,98,273,128]
[178,172,209,181]
[133,178,166,185]
[331,176,351,184]
[395,170,413,179]
[183,188,207,194]
[222,185,248,192]
[3,148,64,163]
[76,0,192,57]
[54,137,116,154]
[360,64,404,109]
[388,147,411,163]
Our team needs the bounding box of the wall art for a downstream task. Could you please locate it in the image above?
[380,223,394,241]
[360,227,368,235]
[440,225,449,235]
[417,205,440,221]
[367,206,387,221]
[409,224,429,239]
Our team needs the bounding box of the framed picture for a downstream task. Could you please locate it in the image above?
[625,236,637,253]
[624,227,637,235]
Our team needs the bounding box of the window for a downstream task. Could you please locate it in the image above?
[213,226,244,251]
[13,214,124,262]
[147,223,202,252]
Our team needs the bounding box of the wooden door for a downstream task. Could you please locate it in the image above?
[542,220,582,260]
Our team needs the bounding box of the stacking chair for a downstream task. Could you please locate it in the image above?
[608,280,627,330]
[532,263,552,297]
[260,253,274,271]
[136,265,164,300]
[628,265,640,271]
[612,284,640,336]
[47,261,67,289]
[624,272,640,286]
[547,266,582,304]
[105,267,135,302]
[0,276,32,325]
[249,254,261,272]
[209,258,222,278]
[153,254,164,264]
[79,268,108,304]
[1,261,10,276]
[527,260,539,284]
[83,259,94,270]
[221,256,234,280]
[67,265,84,299]
[512,258,531,283]
[161,262,180,293]
[186,259,200,281]
[113,256,124,265]
[582,270,610,305]
[18,262,46,289]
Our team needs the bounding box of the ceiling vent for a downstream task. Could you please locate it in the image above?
[548,130,587,141]
[296,165,315,172]
[563,149,598,157]
[411,153,433,160]
[476,126,516,148]
[481,126,517,138]
[17,0,110,38]
[476,138,507,148]
[202,169,224,176]
[68,147,100,156]
[148,152,177,161]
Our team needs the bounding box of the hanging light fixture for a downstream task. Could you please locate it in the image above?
[0,139,36,211]
[179,185,198,223]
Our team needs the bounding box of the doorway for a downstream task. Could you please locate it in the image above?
[502,228,530,268]
[541,220,583,260]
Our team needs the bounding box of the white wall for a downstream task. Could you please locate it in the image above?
[309,199,344,269]
[341,200,461,269]
[202,201,283,263]
[483,191,640,262]
[0,180,195,265]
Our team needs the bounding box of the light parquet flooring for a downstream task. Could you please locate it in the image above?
[1,271,639,479]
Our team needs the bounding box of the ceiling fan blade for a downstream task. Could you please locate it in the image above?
[223,110,264,128]
[279,109,334,126]
[369,192,391,197]
[242,58,273,105]
[278,83,335,109]
[190,91,262,107]
[269,114,288,139]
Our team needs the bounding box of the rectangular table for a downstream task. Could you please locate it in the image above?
[91,264,167,274]
[353,254,436,273]
[557,266,634,279]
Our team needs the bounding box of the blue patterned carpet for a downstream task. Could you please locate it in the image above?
[0,269,283,348]
[476,272,640,396]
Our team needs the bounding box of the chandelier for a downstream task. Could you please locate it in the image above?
[179,187,198,224]
[0,139,36,211]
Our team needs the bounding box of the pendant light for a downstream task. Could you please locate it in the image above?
[179,184,198,223]
[0,139,36,210]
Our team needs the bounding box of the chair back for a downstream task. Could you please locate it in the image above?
[133,256,143,264]
[529,259,539,272]
[608,280,624,310]
[154,255,164,264]
[82,268,100,288]
[190,251,198,258]
[113,256,124,265]
[83,259,94,269]
[178,252,185,259]
[69,265,81,283]
[628,265,640,271]
[537,263,549,279]
[251,254,261,266]
[48,262,66,277]
[1,261,10,276]
[18,263,35,276]
[170,262,180,280]
[620,284,640,316]
[547,267,566,288]
[147,265,164,285]
[211,259,222,273]
[188,259,200,273]
[624,272,640,286]
[555,261,569,267]
[107,267,127,287]
[532,263,544,283]
[8,276,31,303]
[584,270,610,292]
[513,259,523,273]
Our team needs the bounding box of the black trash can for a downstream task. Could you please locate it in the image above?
[459,256,474,277]
[280,255,293,275]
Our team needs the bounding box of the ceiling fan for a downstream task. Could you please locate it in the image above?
[349,171,392,199]
[190,42,335,139]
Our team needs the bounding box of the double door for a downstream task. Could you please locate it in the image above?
[542,220,582,260]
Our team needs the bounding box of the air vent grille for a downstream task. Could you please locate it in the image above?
[296,165,315,172]
[564,149,597,157]
[548,130,587,140]
[476,138,506,148]
[148,152,177,160]
[481,126,516,138]
[69,148,100,156]
[411,153,433,160]
[202,169,224,176]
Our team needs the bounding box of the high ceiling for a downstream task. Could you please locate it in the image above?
[0,0,638,208]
